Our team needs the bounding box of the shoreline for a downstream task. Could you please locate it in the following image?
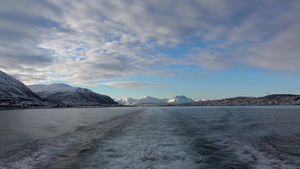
[1,104,299,110]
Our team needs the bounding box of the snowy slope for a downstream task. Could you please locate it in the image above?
[116,96,165,105]
[0,70,41,99]
[167,95,195,104]
[28,83,116,106]
[0,70,50,107]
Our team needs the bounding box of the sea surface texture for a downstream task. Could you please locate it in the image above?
[0,106,299,169]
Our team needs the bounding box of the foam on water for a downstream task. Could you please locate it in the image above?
[75,108,198,169]
[170,106,300,169]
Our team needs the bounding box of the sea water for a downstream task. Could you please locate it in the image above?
[0,106,299,168]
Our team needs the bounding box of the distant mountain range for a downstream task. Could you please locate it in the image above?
[0,70,299,108]
[115,95,207,105]
[116,94,300,106]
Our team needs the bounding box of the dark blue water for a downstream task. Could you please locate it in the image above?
[0,106,299,168]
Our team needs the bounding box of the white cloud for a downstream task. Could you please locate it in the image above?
[145,69,176,77]
[0,0,300,85]
[244,23,300,71]
[183,47,235,71]
[100,81,165,88]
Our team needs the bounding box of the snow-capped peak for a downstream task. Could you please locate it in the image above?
[139,96,165,104]
[115,97,139,105]
[167,95,195,104]
[115,95,202,105]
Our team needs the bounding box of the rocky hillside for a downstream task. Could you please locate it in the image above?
[183,94,300,106]
[28,83,117,106]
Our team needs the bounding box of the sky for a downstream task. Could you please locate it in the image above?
[0,0,300,100]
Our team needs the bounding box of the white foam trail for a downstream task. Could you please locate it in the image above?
[77,108,199,169]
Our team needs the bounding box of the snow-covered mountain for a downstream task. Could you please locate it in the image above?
[115,96,165,105]
[28,83,116,106]
[115,96,166,105]
[115,95,200,105]
[0,70,50,107]
[115,97,139,105]
[167,95,195,104]
[139,96,166,104]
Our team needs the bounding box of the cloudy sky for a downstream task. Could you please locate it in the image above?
[1,0,300,99]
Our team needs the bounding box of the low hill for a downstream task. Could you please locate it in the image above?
[183,94,300,106]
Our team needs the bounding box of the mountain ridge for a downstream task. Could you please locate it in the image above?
[116,94,300,106]
[167,95,195,104]
[28,83,117,106]
[182,94,300,106]
[115,95,203,105]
